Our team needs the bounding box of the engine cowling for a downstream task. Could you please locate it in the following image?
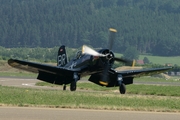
[98,49,115,65]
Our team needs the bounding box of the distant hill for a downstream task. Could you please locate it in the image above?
[1,0,180,56]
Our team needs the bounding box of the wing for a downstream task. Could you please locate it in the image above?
[8,59,79,75]
[118,67,172,78]
[89,67,172,87]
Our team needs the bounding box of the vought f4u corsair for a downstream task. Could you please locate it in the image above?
[8,28,172,94]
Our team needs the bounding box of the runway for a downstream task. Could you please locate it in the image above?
[1,77,180,90]
[0,77,41,88]
[0,107,180,120]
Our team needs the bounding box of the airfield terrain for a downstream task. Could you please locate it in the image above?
[1,77,180,120]
[0,61,180,119]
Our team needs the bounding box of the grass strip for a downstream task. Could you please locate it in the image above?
[134,76,180,82]
[36,82,180,97]
[0,86,180,112]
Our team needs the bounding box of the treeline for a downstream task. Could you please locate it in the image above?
[1,0,180,56]
[0,46,77,62]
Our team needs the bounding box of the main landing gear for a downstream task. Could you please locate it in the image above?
[70,81,76,91]
[117,74,126,94]
[63,82,76,91]
[119,83,126,94]
[63,85,66,90]
[63,72,79,91]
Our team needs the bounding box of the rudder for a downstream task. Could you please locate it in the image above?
[57,45,68,67]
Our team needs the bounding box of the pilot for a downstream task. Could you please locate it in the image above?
[76,51,82,59]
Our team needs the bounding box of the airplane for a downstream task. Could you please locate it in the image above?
[8,28,172,94]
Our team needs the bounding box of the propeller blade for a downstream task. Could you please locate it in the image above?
[114,57,135,66]
[132,59,136,67]
[114,57,131,63]
[82,45,105,57]
[108,28,117,50]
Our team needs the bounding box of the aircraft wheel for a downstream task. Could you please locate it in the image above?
[70,81,76,91]
[119,83,126,94]
[63,85,66,90]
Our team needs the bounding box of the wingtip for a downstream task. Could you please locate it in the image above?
[7,58,14,65]
[7,58,18,67]
[8,58,13,64]
[168,66,173,69]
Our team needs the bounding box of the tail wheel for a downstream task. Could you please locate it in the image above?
[119,83,126,94]
[63,85,66,91]
[70,81,76,91]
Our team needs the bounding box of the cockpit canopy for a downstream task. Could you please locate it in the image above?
[75,51,82,59]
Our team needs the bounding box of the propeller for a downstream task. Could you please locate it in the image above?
[82,28,134,86]
[82,45,105,57]
[108,28,117,50]
[114,57,134,65]
[100,28,117,85]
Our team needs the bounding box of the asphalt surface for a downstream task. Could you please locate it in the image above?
[0,77,41,88]
[1,77,180,120]
[1,77,180,89]
[0,107,180,120]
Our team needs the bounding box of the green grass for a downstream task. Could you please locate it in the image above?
[139,55,180,65]
[0,85,180,112]
[36,82,180,97]
[115,53,180,66]
[126,84,180,96]
[134,76,180,82]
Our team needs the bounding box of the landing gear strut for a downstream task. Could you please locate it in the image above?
[117,74,126,94]
[70,72,79,91]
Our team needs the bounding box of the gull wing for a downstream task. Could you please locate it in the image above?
[118,67,172,78]
[89,67,172,87]
[8,59,79,76]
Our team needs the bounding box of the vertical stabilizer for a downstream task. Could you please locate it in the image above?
[57,45,68,67]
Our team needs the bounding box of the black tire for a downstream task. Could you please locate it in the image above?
[70,81,76,91]
[119,83,126,94]
[63,85,66,91]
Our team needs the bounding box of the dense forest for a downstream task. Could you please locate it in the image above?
[1,0,180,56]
